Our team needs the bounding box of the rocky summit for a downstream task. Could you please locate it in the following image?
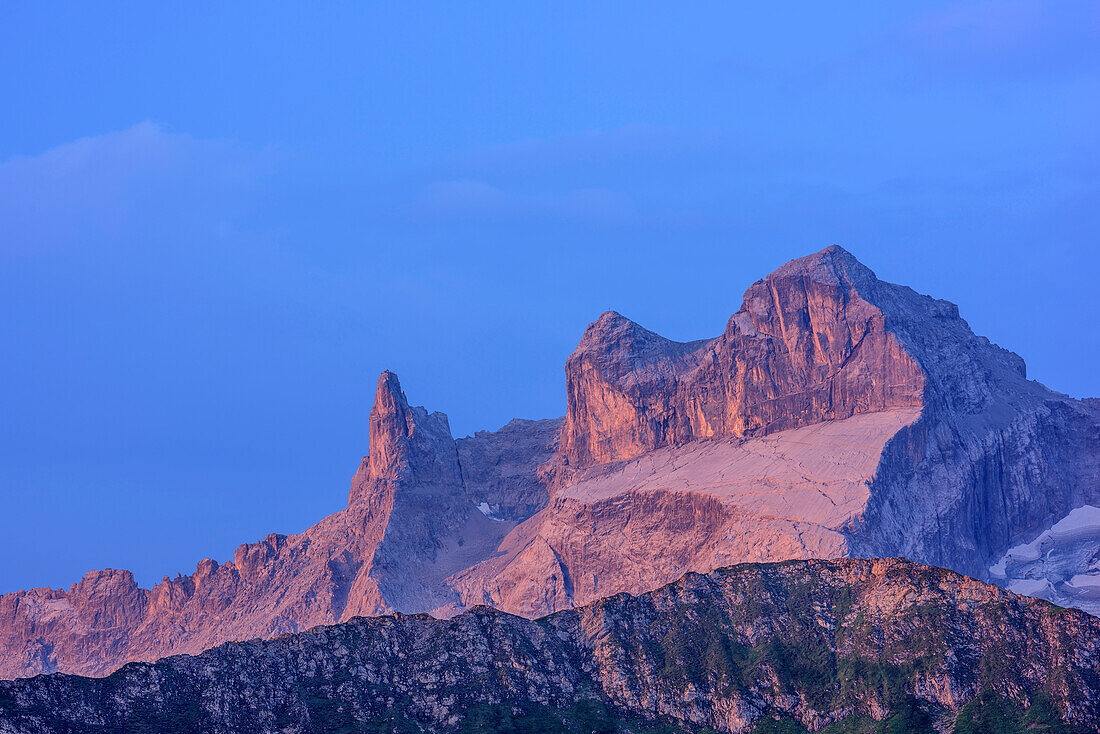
[1,558,1098,733]
[1,246,1098,681]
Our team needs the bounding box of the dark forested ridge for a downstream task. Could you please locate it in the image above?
[1,558,1097,734]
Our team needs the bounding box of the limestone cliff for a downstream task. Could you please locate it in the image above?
[556,247,925,473]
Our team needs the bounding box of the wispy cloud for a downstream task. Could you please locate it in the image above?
[0,122,277,255]
[404,125,799,229]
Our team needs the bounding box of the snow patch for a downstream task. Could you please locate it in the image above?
[990,504,1100,616]
[477,502,503,521]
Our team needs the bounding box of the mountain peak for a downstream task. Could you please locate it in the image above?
[573,310,684,363]
[595,309,627,324]
[579,310,639,342]
[356,369,462,501]
[373,370,409,419]
[557,246,924,470]
[366,370,415,482]
[763,244,878,291]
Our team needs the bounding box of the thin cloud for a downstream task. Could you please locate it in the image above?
[0,122,276,255]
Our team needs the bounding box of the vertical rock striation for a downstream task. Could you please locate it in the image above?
[556,247,925,474]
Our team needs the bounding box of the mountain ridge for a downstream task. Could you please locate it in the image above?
[2,245,1097,680]
[2,558,1098,733]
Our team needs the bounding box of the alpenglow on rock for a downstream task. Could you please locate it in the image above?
[1,245,1097,679]
[556,249,925,472]
[453,245,1099,615]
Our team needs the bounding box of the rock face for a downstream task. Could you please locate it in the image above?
[1,245,1098,680]
[451,408,921,616]
[457,418,562,522]
[2,559,1098,734]
[557,249,925,473]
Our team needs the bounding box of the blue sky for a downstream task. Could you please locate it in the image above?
[2,2,1098,592]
